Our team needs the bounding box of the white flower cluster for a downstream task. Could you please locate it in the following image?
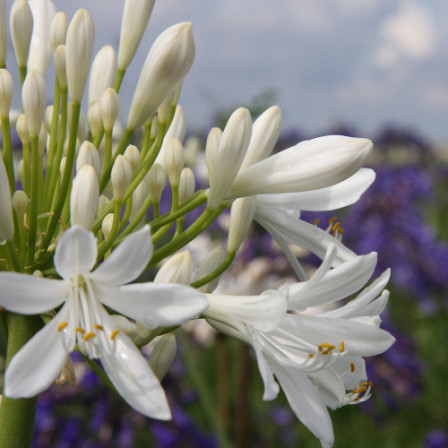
[0,1,394,446]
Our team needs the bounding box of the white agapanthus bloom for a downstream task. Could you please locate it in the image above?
[0,225,209,420]
[205,247,395,448]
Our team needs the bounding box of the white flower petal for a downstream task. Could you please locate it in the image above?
[287,252,377,309]
[282,314,395,357]
[311,368,346,410]
[206,289,287,332]
[94,282,208,329]
[99,312,171,419]
[90,225,153,286]
[0,273,67,314]
[228,135,372,198]
[4,305,73,398]
[270,359,334,448]
[255,168,375,212]
[55,226,97,278]
[256,207,355,266]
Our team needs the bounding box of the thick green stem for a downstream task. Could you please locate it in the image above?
[0,314,43,448]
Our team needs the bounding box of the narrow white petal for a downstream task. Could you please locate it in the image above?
[311,368,346,410]
[90,225,152,286]
[256,168,375,212]
[256,208,355,266]
[288,253,377,309]
[55,226,97,278]
[205,289,287,332]
[4,305,73,398]
[99,310,171,419]
[282,314,395,356]
[94,282,208,329]
[0,273,67,314]
[270,359,334,448]
[324,270,391,319]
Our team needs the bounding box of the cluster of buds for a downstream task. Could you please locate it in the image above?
[0,1,394,447]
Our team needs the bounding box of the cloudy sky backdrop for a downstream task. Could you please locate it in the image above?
[8,0,448,142]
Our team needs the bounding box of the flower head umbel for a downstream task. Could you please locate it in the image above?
[0,225,208,419]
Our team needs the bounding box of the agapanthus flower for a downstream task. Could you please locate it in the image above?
[0,225,209,419]
[205,246,395,447]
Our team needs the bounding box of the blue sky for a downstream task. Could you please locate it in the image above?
[8,0,448,142]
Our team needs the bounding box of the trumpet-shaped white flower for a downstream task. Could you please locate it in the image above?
[0,225,209,419]
[205,248,394,448]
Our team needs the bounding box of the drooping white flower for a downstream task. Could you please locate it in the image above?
[0,225,209,419]
[205,248,394,448]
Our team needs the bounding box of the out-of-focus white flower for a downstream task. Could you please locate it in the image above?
[0,225,208,418]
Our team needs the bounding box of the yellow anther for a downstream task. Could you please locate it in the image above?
[57,321,69,332]
[110,329,120,340]
[318,343,336,355]
[308,353,314,358]
[350,362,355,372]
[84,331,96,341]
[94,324,104,331]
[339,341,345,352]
[360,381,372,388]
[328,216,338,224]
[313,218,320,226]
[76,327,85,334]
[332,222,344,235]
[352,386,367,394]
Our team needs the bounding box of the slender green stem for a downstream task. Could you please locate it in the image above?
[42,102,80,251]
[100,130,113,180]
[18,66,27,86]
[26,137,40,269]
[21,141,30,194]
[190,251,235,289]
[149,205,225,267]
[96,200,122,261]
[1,115,15,192]
[178,331,232,448]
[113,68,126,92]
[0,314,43,448]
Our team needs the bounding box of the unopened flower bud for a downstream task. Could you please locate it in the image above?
[100,88,120,132]
[0,70,13,116]
[205,127,222,186]
[157,91,174,124]
[150,116,159,139]
[16,114,29,144]
[86,101,102,137]
[0,0,6,66]
[207,108,252,209]
[102,213,114,239]
[70,164,99,229]
[156,105,186,167]
[44,105,58,133]
[76,140,101,177]
[117,0,155,70]
[240,105,282,170]
[97,194,109,215]
[127,22,195,130]
[148,334,177,381]
[178,168,195,203]
[155,251,192,284]
[65,9,94,103]
[228,196,256,253]
[22,70,46,137]
[123,144,140,175]
[88,45,116,105]
[111,154,132,200]
[194,245,226,293]
[10,0,33,68]
[12,190,28,218]
[147,163,166,204]
[16,160,24,183]
[27,0,56,76]
[0,155,13,241]
[53,44,67,88]
[50,11,68,52]
[164,139,184,187]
